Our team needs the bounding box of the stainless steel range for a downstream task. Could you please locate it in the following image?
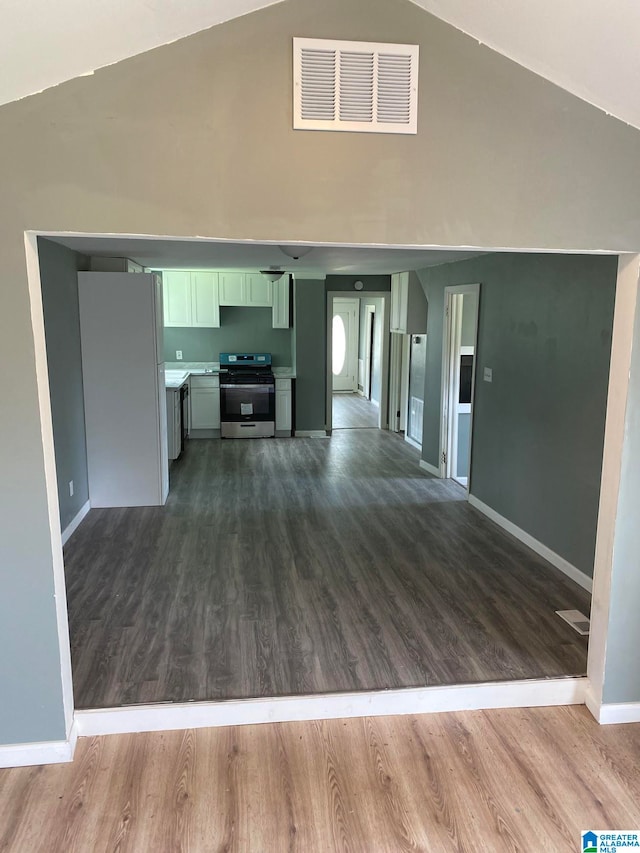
[219,352,275,438]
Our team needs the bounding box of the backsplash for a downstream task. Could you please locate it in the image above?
[163,306,294,366]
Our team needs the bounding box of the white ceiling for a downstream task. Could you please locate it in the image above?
[47,234,483,275]
[410,0,640,129]
[0,0,282,108]
[2,0,640,131]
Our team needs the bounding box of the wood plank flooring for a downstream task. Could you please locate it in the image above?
[64,430,590,709]
[333,392,379,428]
[2,706,639,852]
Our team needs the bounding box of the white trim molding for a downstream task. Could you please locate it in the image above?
[294,430,329,438]
[468,494,593,592]
[75,677,586,738]
[419,459,441,477]
[405,435,422,452]
[0,720,78,768]
[61,500,90,546]
[585,685,640,724]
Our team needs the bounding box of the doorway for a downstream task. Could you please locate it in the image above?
[328,293,389,431]
[441,284,480,489]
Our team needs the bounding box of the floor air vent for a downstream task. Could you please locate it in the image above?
[555,610,590,635]
[293,37,419,134]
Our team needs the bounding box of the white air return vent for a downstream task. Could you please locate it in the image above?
[293,38,419,134]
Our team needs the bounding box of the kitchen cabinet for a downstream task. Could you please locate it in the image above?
[220,272,272,307]
[390,271,427,334]
[219,272,245,306]
[275,377,292,436]
[190,375,220,431]
[272,276,290,328]
[163,271,192,326]
[191,272,220,327]
[163,271,220,328]
[245,273,272,306]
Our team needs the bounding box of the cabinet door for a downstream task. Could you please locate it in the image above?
[190,388,218,429]
[219,273,245,306]
[191,272,220,328]
[245,273,272,307]
[272,277,290,328]
[275,378,292,433]
[163,271,192,326]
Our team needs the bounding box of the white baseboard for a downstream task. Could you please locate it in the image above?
[585,685,640,724]
[419,459,441,477]
[61,500,90,546]
[74,677,586,738]
[0,720,78,768]
[294,430,328,438]
[468,495,593,593]
[405,435,422,451]
[371,399,380,408]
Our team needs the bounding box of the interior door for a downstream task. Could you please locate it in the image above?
[332,299,358,392]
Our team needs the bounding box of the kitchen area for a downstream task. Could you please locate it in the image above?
[162,268,296,464]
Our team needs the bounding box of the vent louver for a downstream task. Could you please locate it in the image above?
[294,38,418,134]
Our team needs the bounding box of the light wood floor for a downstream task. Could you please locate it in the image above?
[64,430,590,709]
[333,392,379,428]
[1,706,639,852]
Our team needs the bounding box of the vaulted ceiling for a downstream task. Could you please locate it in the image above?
[2,0,640,130]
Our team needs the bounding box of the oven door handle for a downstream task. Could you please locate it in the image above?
[220,383,273,390]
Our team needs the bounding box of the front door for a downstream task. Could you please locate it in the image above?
[332,299,358,392]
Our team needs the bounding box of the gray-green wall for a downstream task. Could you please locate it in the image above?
[294,280,326,431]
[164,307,294,366]
[2,0,640,746]
[39,238,89,530]
[418,253,617,577]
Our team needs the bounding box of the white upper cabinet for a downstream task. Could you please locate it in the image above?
[272,277,290,328]
[191,272,220,327]
[245,273,272,307]
[163,271,192,326]
[219,273,245,306]
[163,271,220,328]
[162,270,285,327]
[390,271,427,334]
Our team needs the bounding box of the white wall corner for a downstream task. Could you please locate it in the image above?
[0,719,78,768]
[584,684,640,724]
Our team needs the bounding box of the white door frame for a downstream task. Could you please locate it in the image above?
[326,291,390,432]
[18,226,638,761]
[440,284,480,490]
[363,304,376,399]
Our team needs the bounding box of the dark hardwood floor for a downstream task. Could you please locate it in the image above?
[64,430,590,709]
[333,392,379,428]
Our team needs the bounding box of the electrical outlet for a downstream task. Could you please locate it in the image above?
[69,480,74,497]
[483,367,493,383]
[176,350,183,360]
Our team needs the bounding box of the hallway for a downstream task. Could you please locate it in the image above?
[332,392,379,429]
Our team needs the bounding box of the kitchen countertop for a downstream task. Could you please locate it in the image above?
[165,361,296,391]
[165,363,296,389]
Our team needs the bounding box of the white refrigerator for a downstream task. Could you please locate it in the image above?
[78,272,169,507]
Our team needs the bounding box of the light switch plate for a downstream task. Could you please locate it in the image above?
[176,350,183,360]
[483,367,493,383]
